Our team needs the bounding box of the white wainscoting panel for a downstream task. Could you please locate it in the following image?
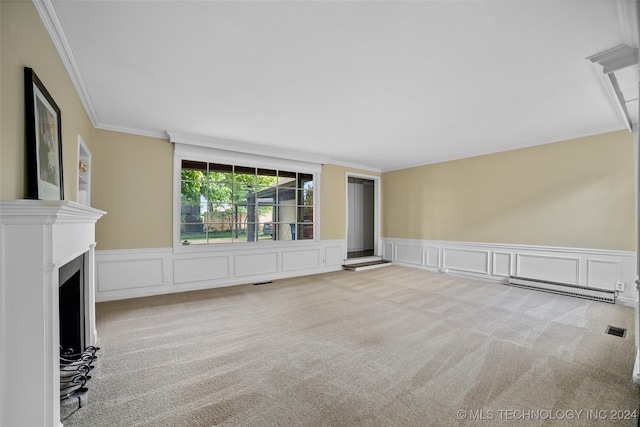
[493,252,512,277]
[443,248,489,275]
[96,240,346,301]
[587,259,621,289]
[234,252,278,277]
[173,255,229,284]
[382,243,393,261]
[98,255,165,292]
[282,249,320,271]
[381,238,637,307]
[325,245,344,266]
[425,247,440,268]
[395,244,424,266]
[516,254,580,285]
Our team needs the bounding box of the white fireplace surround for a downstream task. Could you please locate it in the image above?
[0,200,105,427]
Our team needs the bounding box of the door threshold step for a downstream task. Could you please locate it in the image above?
[343,260,392,271]
[343,256,382,266]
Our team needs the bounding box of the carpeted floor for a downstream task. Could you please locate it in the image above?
[63,266,639,426]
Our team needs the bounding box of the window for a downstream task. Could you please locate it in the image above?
[180,160,314,245]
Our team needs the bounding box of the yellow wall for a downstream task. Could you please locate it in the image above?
[94,145,376,249]
[1,1,94,200]
[383,130,635,251]
[320,164,381,240]
[92,130,173,249]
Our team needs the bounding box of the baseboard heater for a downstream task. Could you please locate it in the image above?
[508,276,616,303]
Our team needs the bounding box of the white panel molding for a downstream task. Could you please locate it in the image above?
[382,243,393,261]
[95,240,346,302]
[425,246,440,268]
[282,249,320,272]
[587,259,621,289]
[234,252,278,277]
[492,251,513,277]
[97,249,168,292]
[382,238,637,307]
[395,244,424,266]
[325,245,344,267]
[516,254,580,286]
[94,239,636,307]
[173,255,230,284]
[443,248,490,275]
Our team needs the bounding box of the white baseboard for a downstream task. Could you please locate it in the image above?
[95,240,346,301]
[382,238,638,307]
[634,348,640,386]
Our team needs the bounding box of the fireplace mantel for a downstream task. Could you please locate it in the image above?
[0,200,105,427]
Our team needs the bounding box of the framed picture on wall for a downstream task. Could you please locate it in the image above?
[24,66,64,200]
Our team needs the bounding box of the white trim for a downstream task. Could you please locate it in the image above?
[443,248,491,275]
[587,258,622,289]
[95,240,346,302]
[32,0,99,127]
[587,45,638,131]
[168,131,329,166]
[0,200,104,427]
[0,212,4,427]
[328,159,382,173]
[345,172,381,258]
[383,237,638,307]
[634,100,640,385]
[173,141,322,174]
[492,251,513,277]
[171,142,322,251]
[0,200,105,224]
[515,253,580,286]
[97,123,167,140]
[634,346,640,385]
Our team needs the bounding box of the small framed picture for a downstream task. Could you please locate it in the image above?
[24,67,64,200]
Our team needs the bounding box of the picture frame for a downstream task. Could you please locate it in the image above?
[24,67,64,200]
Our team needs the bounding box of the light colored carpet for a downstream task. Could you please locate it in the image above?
[63,266,639,426]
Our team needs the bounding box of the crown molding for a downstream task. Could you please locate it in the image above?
[587,44,638,130]
[32,0,100,127]
[167,131,330,166]
[326,159,382,174]
[96,123,168,140]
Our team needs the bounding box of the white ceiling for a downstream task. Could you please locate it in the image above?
[48,0,637,171]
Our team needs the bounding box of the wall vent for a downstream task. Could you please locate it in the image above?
[508,276,615,303]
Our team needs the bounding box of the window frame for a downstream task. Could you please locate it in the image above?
[172,140,322,252]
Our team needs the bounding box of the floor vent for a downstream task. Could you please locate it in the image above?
[508,276,615,303]
[605,325,627,338]
[253,281,272,286]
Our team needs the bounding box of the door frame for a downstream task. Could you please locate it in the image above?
[345,172,381,258]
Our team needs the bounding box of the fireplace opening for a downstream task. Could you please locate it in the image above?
[59,254,85,356]
[58,251,99,412]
